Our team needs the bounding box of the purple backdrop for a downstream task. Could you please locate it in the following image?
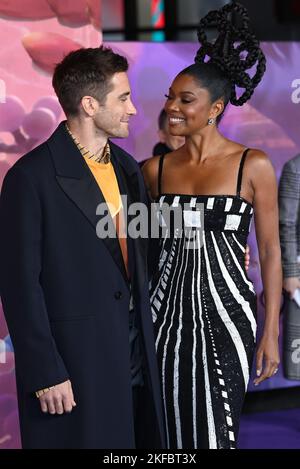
[1,41,300,447]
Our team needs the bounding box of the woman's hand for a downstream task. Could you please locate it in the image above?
[253,332,280,386]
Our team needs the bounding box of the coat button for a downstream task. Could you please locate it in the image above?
[114,291,122,300]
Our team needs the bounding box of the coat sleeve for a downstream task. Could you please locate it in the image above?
[0,165,69,393]
[278,158,300,278]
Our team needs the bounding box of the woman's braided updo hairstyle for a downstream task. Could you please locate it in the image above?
[178,2,266,122]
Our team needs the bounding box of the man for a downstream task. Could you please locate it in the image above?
[0,47,165,448]
[279,154,300,380]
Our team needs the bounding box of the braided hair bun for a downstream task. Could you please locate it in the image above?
[195,2,266,106]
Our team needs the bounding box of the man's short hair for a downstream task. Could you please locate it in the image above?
[52,46,128,116]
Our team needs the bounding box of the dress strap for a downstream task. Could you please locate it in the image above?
[236,148,250,197]
[157,154,166,197]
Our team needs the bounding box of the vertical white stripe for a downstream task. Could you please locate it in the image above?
[232,233,245,253]
[202,234,250,390]
[150,234,175,303]
[155,237,179,347]
[159,229,169,264]
[226,416,233,426]
[239,202,247,213]
[157,234,184,448]
[221,233,255,293]
[159,195,165,206]
[160,233,185,448]
[197,231,217,449]
[207,197,215,209]
[157,210,167,227]
[191,231,198,448]
[172,196,180,207]
[190,197,197,208]
[174,231,191,448]
[224,198,233,212]
[211,232,256,338]
[157,289,164,300]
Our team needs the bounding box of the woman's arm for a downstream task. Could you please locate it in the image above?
[249,150,281,385]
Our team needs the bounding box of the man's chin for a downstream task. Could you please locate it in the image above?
[111,131,129,139]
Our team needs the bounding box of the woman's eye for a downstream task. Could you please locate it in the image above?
[164,94,191,104]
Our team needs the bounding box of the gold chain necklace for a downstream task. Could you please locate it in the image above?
[65,123,111,164]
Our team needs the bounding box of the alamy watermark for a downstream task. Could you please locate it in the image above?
[291,78,300,103]
[95,196,205,250]
[291,338,300,364]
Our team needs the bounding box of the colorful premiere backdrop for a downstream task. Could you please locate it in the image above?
[1,3,300,449]
[0,1,101,448]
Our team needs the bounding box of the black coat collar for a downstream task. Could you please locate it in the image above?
[46,122,141,287]
[47,122,138,179]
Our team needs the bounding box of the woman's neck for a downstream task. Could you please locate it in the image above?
[184,127,227,164]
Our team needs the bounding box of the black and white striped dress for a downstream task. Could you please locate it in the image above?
[149,149,257,449]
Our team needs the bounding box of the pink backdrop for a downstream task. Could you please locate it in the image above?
[0,0,100,448]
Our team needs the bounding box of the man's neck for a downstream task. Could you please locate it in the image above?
[66,117,108,157]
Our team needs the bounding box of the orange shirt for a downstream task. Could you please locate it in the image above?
[84,157,129,278]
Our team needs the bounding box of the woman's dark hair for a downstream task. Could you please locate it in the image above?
[52,46,128,116]
[178,2,266,123]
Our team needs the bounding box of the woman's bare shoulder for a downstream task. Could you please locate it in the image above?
[245,148,271,169]
[141,155,162,200]
[142,155,162,186]
[142,154,160,174]
[244,149,276,191]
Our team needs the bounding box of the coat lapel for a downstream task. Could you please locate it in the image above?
[110,142,148,289]
[47,122,129,286]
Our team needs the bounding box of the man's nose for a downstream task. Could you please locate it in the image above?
[128,99,137,115]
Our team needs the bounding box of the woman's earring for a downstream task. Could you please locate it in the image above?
[207,118,215,125]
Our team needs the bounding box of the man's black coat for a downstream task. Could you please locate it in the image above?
[0,122,164,448]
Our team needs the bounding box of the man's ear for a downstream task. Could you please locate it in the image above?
[81,96,99,117]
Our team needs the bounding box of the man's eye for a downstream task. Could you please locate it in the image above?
[164,94,172,100]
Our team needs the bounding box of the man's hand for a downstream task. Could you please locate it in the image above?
[283,277,300,298]
[39,380,76,415]
[245,244,250,271]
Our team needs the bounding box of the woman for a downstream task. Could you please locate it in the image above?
[142,3,281,449]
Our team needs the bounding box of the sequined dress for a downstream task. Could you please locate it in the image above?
[149,149,257,449]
